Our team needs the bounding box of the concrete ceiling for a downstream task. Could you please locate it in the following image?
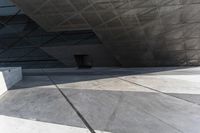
[0,0,101,68]
[0,0,23,16]
[5,0,200,66]
[11,0,92,31]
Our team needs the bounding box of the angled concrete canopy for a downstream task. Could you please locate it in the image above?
[10,0,200,67]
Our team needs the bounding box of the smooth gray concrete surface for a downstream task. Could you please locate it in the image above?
[51,75,200,133]
[0,67,200,133]
[0,67,22,96]
[0,115,109,133]
[0,76,86,128]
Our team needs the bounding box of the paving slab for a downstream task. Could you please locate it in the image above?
[0,115,110,133]
[120,75,200,104]
[1,67,200,133]
[0,76,86,129]
[50,75,200,133]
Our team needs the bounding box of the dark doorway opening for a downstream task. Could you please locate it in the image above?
[74,54,92,69]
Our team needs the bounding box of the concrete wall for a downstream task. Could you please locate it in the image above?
[0,67,22,96]
[41,44,119,67]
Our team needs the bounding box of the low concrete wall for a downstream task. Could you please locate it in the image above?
[41,44,119,67]
[0,67,22,96]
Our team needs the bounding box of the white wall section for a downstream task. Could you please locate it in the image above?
[0,67,22,96]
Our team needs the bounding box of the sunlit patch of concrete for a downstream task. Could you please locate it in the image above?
[55,76,155,92]
[120,75,200,95]
[0,115,111,133]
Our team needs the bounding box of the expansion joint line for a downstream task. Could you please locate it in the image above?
[42,70,96,133]
[117,77,200,107]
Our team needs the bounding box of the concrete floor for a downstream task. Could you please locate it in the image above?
[0,67,200,133]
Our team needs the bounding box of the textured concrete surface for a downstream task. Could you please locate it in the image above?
[42,44,119,67]
[0,76,86,128]
[0,67,22,96]
[0,115,105,133]
[0,67,200,133]
[11,0,200,66]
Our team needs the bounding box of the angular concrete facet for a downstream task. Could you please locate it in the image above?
[0,67,22,96]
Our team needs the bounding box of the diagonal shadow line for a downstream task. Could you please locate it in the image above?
[117,77,200,106]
